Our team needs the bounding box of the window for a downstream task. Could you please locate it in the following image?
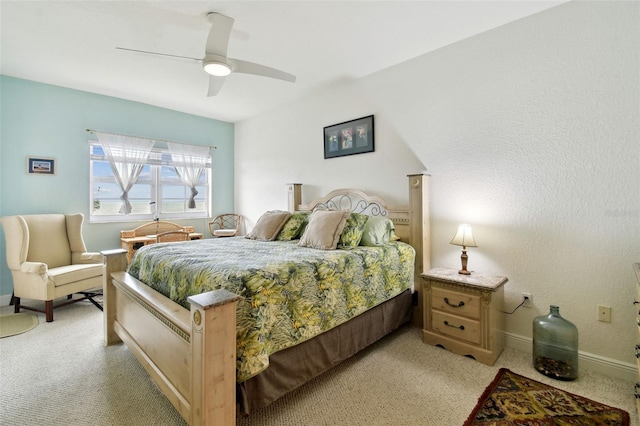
[89,143,211,223]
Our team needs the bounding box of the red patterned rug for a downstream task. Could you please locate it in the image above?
[464,368,630,425]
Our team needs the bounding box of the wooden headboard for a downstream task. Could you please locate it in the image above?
[285,174,431,325]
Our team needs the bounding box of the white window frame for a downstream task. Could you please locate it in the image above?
[89,142,211,223]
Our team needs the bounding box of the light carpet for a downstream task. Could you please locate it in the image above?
[0,300,636,426]
[0,312,39,338]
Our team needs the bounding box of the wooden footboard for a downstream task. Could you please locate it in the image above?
[102,249,240,426]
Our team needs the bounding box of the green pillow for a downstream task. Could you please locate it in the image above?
[360,216,395,246]
[276,211,310,241]
[338,212,369,249]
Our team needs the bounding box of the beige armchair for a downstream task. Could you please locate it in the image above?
[1,213,103,322]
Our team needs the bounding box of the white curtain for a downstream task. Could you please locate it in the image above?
[167,142,210,209]
[96,132,155,215]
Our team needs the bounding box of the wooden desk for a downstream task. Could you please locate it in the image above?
[120,221,203,263]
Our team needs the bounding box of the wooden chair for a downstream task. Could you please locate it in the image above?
[156,230,190,243]
[208,214,243,237]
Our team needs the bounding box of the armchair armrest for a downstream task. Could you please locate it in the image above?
[73,252,103,264]
[20,261,48,275]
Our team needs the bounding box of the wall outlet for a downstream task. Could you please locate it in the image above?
[597,305,611,323]
[522,293,532,308]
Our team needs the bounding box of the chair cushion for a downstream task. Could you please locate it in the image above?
[48,263,103,287]
[23,215,71,268]
[213,229,237,237]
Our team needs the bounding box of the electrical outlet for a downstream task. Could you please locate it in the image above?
[522,293,532,308]
[597,305,611,323]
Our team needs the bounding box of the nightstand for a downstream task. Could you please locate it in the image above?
[422,268,508,365]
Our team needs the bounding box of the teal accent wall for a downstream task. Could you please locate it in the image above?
[0,75,234,297]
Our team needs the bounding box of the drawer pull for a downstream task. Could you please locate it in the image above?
[636,344,640,358]
[443,320,465,331]
[444,297,465,308]
[635,383,640,398]
[634,300,639,305]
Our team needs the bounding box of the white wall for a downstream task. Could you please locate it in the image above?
[236,1,639,369]
[235,82,426,218]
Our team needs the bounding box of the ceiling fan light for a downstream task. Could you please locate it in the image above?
[204,61,231,77]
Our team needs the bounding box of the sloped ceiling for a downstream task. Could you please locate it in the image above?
[0,1,564,123]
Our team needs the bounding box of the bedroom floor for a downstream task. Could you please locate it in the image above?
[0,299,636,425]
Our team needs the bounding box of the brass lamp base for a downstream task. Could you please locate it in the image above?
[458,248,471,275]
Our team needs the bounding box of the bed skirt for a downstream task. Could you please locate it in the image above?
[238,289,413,414]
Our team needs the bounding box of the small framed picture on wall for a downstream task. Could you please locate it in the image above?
[324,115,374,159]
[28,157,55,175]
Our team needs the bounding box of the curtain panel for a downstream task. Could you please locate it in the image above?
[167,142,211,209]
[96,132,155,215]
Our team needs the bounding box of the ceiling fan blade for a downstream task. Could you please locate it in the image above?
[205,13,235,56]
[116,47,200,62]
[207,75,226,97]
[232,59,296,83]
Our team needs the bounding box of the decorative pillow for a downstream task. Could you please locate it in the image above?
[360,216,395,246]
[298,210,349,250]
[276,211,310,241]
[245,210,291,241]
[337,212,369,249]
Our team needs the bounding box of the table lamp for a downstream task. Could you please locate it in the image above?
[450,224,478,275]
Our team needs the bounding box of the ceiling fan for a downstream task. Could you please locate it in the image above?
[116,12,296,96]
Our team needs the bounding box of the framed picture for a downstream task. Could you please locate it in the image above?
[324,115,374,159]
[28,157,55,175]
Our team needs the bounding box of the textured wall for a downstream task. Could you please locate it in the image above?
[359,0,639,366]
[236,1,639,366]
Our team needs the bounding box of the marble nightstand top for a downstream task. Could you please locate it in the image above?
[423,268,508,291]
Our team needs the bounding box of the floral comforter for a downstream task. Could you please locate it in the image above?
[127,237,415,382]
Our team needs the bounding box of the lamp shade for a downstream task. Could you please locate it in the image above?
[450,224,478,248]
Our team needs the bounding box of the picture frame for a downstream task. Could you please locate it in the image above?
[324,115,374,159]
[28,157,55,175]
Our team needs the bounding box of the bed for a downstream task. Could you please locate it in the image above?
[102,174,430,425]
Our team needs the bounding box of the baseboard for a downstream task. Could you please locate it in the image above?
[503,331,636,382]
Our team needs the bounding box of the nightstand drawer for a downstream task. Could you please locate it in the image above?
[432,287,481,319]
[432,310,481,345]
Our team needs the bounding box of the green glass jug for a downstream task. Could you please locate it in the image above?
[532,305,578,380]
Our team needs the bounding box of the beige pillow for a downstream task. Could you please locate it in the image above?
[298,210,349,250]
[245,210,291,241]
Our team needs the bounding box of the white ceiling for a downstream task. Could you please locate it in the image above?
[0,1,564,123]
